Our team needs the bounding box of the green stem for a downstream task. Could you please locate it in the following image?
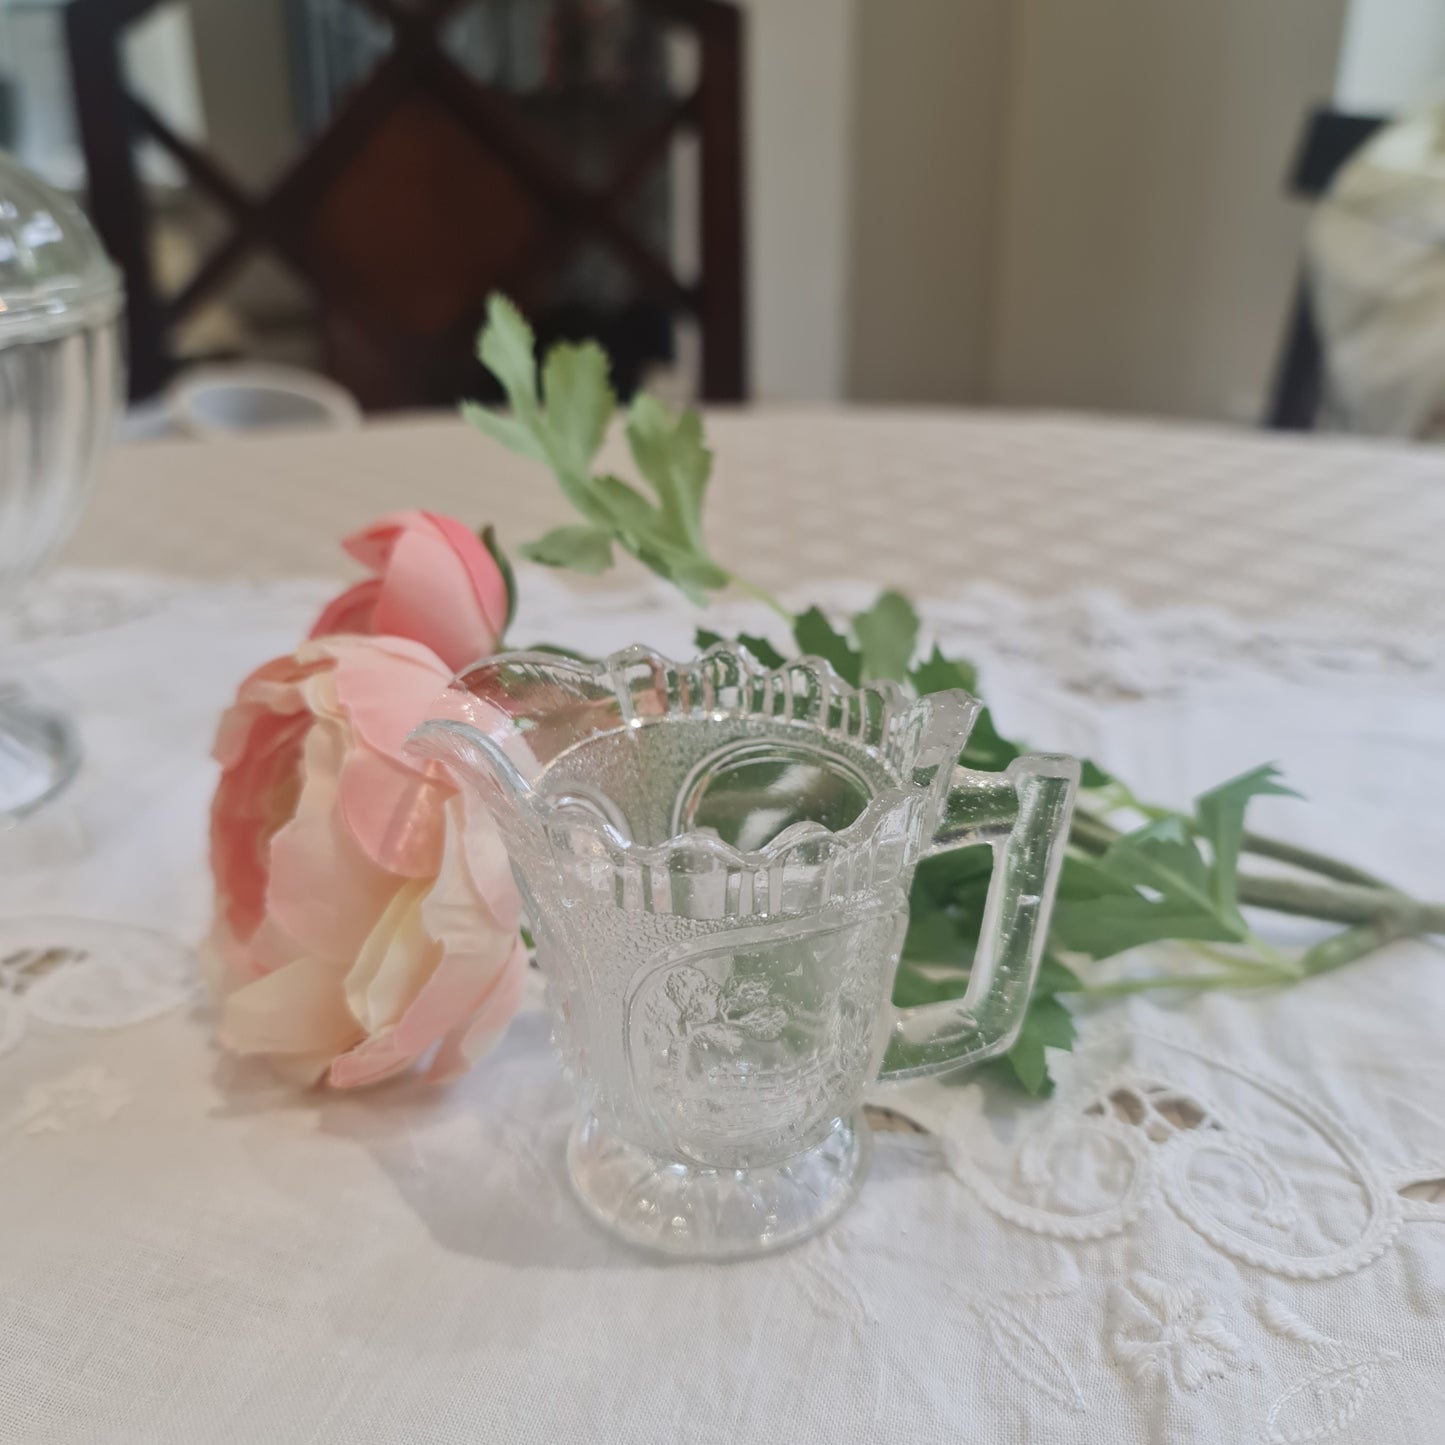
[1070,808,1122,854]
[1075,808,1394,892]
[1235,874,1445,933]
[1239,830,1394,889]
[1299,914,1428,976]
[1185,938,1299,976]
[1075,968,1291,998]
[726,572,795,624]
[1186,940,1263,970]
[1072,807,1445,934]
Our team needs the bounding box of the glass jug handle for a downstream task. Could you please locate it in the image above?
[880,754,1078,1080]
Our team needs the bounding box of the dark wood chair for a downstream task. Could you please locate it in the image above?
[64,0,745,408]
[1266,107,1387,430]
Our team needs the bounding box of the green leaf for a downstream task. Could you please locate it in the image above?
[852,590,919,682]
[541,341,614,480]
[999,994,1076,1095]
[907,647,1020,780]
[518,525,615,575]
[476,294,539,415]
[1051,816,1249,958]
[902,909,974,965]
[625,394,712,552]
[459,401,548,466]
[1080,759,1115,790]
[1050,893,1239,957]
[910,645,978,696]
[467,298,737,605]
[962,707,1023,772]
[737,633,787,668]
[1055,851,1140,901]
[648,551,729,605]
[590,474,660,544]
[891,961,969,1009]
[1106,815,1214,905]
[697,629,788,669]
[792,607,862,686]
[892,965,964,1008]
[479,524,517,635]
[1195,764,1299,925]
[585,466,727,603]
[472,299,612,525]
[1035,952,1082,994]
[910,843,995,910]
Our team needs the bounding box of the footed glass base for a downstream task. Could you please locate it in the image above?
[567,1110,871,1260]
[0,681,80,825]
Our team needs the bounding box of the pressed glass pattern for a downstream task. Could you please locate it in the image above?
[413,642,1077,1257]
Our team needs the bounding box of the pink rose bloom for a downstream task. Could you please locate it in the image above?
[310,510,511,673]
[206,633,526,1088]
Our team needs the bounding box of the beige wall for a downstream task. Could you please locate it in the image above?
[185,0,296,191]
[743,0,859,400]
[845,0,1009,403]
[987,0,1348,422]
[842,0,1352,422]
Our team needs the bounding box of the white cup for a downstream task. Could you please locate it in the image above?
[166,364,362,438]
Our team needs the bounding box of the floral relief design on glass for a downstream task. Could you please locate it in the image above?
[626,910,902,1167]
[1108,1273,1245,1393]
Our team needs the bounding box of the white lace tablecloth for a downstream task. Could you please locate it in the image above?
[1,563,1442,1445]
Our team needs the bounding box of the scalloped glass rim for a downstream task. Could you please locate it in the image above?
[412,640,981,878]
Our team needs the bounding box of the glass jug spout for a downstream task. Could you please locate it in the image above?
[406,712,535,840]
[406,650,639,852]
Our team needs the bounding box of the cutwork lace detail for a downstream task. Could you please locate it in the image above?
[949,1027,1404,1280]
[0,919,195,1062]
[699,578,1445,701]
[1391,1164,1445,1220]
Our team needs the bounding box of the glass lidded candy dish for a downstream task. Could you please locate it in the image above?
[0,150,123,821]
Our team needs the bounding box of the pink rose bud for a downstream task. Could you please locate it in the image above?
[310,510,511,673]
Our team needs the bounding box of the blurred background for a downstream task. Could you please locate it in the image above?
[2,0,1442,434]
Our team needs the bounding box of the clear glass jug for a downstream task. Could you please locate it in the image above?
[413,643,1077,1258]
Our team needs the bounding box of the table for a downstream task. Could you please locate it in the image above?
[68,407,1445,634]
[4,409,1443,1443]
